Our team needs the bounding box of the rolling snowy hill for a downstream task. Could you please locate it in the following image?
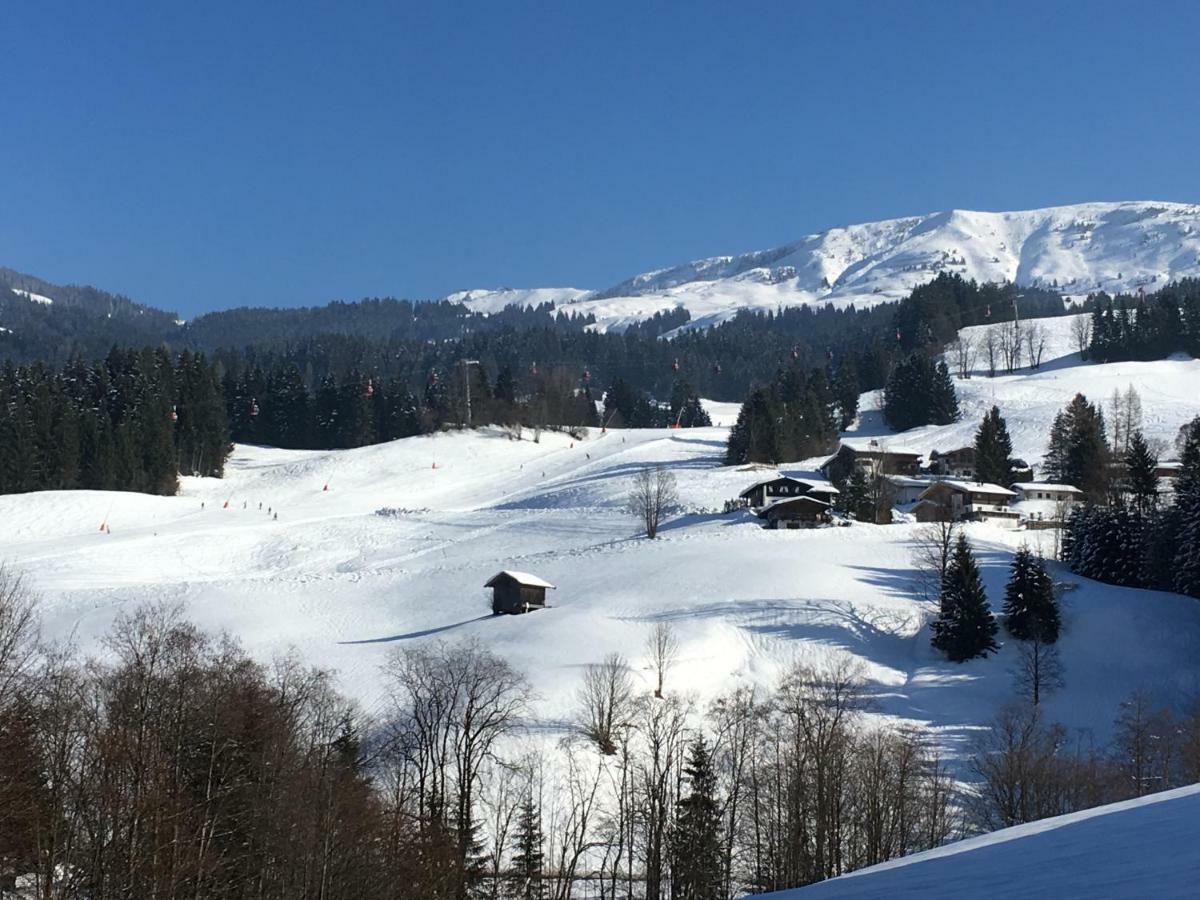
[5,313,1200,763]
[766,785,1200,900]
[451,201,1200,331]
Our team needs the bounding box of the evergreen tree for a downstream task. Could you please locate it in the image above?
[507,792,546,900]
[974,405,1015,486]
[670,737,723,900]
[1124,430,1159,514]
[1002,547,1060,643]
[1172,420,1200,598]
[1044,394,1110,499]
[931,534,999,662]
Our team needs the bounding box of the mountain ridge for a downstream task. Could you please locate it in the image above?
[451,200,1200,331]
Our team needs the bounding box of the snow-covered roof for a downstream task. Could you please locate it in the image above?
[837,438,924,457]
[884,474,935,487]
[757,495,832,514]
[922,480,1017,497]
[738,475,840,498]
[1011,482,1084,494]
[485,570,556,589]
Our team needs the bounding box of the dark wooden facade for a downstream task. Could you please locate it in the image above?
[757,496,832,529]
[739,476,839,509]
[485,571,554,615]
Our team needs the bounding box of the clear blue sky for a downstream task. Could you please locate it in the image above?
[3,1,1198,317]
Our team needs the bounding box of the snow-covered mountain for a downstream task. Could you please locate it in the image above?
[449,201,1200,331]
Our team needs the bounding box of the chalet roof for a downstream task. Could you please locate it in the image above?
[920,480,1016,498]
[1011,482,1084,494]
[838,438,924,457]
[819,440,924,470]
[485,571,556,590]
[757,495,832,515]
[884,474,936,488]
[738,475,840,498]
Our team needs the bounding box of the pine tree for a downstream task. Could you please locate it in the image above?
[931,534,999,662]
[974,405,1015,486]
[845,466,873,522]
[1044,393,1110,499]
[1002,547,1060,643]
[1125,430,1158,514]
[670,737,723,900]
[507,792,546,900]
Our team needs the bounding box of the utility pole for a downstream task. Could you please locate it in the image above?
[460,359,480,427]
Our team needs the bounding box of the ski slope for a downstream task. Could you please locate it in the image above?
[768,785,1200,899]
[4,316,1200,757]
[445,201,1200,332]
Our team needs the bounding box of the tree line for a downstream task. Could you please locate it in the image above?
[0,349,230,496]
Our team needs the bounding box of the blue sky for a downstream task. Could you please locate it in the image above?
[2,1,1198,317]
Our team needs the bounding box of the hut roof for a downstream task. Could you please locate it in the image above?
[485,571,556,590]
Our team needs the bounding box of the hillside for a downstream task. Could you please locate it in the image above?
[767,785,1200,899]
[6,314,1200,757]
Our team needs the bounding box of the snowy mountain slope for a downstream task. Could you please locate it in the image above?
[455,201,1200,331]
[766,784,1200,899]
[443,287,592,314]
[6,319,1200,762]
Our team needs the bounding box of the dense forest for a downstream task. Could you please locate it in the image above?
[0,269,1088,493]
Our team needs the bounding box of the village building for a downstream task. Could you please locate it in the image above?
[485,571,555,615]
[885,474,937,505]
[819,441,923,480]
[738,475,839,509]
[1010,482,1084,528]
[1156,460,1182,480]
[913,480,1019,526]
[927,446,976,479]
[1011,483,1084,504]
[755,495,832,529]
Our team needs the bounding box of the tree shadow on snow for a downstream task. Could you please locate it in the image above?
[339,613,493,644]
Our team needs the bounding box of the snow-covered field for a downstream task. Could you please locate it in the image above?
[768,785,1200,899]
[4,315,1200,760]
[444,201,1200,332]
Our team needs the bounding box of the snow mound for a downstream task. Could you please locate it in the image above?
[767,785,1200,899]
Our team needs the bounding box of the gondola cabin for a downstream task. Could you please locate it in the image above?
[486,571,555,615]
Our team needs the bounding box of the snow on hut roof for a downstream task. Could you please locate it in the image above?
[485,571,556,589]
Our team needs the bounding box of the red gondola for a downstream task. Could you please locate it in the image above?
[170,405,178,423]
[530,361,539,377]
[582,369,591,383]
[712,362,722,375]
[249,399,260,418]
[790,345,799,361]
[671,358,680,373]
[365,378,375,397]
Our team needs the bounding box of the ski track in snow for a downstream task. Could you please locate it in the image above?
[4,315,1200,764]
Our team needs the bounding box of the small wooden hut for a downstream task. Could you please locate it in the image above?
[485,571,555,615]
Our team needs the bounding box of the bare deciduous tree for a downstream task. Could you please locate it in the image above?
[1071,313,1093,358]
[948,334,977,378]
[645,622,679,699]
[578,652,635,754]
[0,565,39,700]
[982,325,1001,377]
[1014,636,1064,706]
[1024,321,1048,369]
[910,517,960,602]
[998,320,1023,373]
[628,465,679,539]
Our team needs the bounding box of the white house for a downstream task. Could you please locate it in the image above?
[1011,483,1084,504]
[914,480,1019,526]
